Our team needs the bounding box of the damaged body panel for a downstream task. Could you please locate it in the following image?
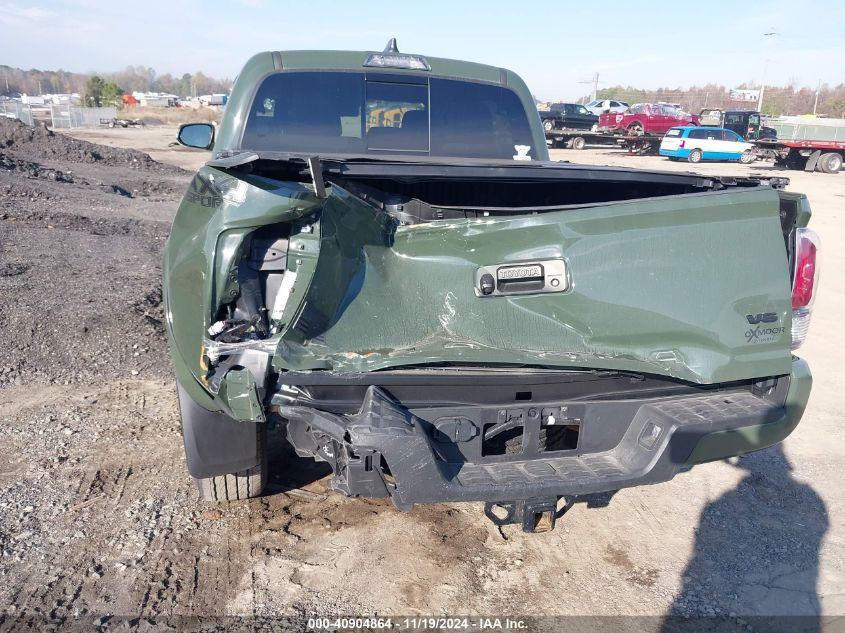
[169,166,794,387]
[164,45,816,525]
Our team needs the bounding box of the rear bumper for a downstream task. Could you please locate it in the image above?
[279,359,811,510]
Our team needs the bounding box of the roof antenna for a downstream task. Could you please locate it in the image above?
[383,38,399,54]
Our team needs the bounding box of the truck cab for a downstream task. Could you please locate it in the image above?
[599,103,698,135]
[538,103,598,131]
[699,109,777,141]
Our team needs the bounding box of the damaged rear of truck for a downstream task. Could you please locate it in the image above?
[164,44,819,531]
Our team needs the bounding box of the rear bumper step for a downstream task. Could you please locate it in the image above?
[278,359,811,511]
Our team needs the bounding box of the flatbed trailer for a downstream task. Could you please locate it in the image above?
[545,129,664,154]
[99,117,144,128]
[753,138,844,173]
[545,128,617,150]
[618,134,664,155]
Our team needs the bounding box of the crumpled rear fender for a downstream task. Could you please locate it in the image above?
[163,167,322,410]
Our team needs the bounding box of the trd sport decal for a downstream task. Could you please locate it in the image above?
[186,174,245,208]
[186,174,222,208]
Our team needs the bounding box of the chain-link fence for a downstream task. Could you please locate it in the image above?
[0,101,35,125]
[49,104,72,128]
[50,105,117,128]
[1,102,117,128]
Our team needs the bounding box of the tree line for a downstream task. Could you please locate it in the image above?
[593,83,845,118]
[0,65,232,101]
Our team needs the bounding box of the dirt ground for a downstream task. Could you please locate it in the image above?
[1,124,843,630]
[63,126,208,172]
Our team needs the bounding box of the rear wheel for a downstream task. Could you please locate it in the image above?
[195,425,267,501]
[627,122,644,136]
[688,148,703,163]
[819,152,843,174]
[571,136,587,150]
[739,150,755,164]
[543,119,555,132]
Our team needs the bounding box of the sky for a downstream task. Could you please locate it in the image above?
[1,0,843,101]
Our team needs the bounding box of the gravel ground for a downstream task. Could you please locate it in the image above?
[0,124,842,632]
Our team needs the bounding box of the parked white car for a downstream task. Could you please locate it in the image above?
[585,99,629,115]
[659,126,755,164]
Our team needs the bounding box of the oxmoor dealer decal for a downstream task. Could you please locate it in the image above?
[745,313,786,344]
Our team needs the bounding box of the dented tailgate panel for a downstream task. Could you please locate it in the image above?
[273,183,793,384]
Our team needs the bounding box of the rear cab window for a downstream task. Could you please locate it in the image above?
[241,71,535,160]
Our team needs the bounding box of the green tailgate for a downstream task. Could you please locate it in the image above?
[165,172,794,395]
[277,184,792,383]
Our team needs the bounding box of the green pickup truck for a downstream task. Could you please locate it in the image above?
[165,41,819,532]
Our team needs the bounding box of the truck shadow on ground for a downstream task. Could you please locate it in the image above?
[262,423,827,631]
[661,444,828,632]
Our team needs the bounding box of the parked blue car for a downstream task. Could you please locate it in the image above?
[659,126,755,163]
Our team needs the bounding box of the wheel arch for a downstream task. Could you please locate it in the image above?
[177,380,262,479]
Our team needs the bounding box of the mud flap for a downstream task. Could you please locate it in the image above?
[177,381,261,479]
[805,149,822,172]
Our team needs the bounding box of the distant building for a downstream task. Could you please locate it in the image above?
[20,94,46,105]
[132,91,179,107]
[199,93,228,107]
[42,93,81,105]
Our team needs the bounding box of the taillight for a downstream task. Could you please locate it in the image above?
[791,228,820,349]
[679,140,685,148]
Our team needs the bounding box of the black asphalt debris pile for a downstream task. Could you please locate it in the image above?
[0,120,190,387]
[0,150,76,183]
[0,118,184,174]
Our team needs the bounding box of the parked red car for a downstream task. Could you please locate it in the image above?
[598,103,699,135]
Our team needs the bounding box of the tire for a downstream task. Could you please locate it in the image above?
[195,424,267,501]
[688,148,703,163]
[739,150,755,164]
[786,151,805,170]
[107,121,115,128]
[543,119,555,132]
[819,152,843,174]
[627,122,644,136]
[571,136,586,150]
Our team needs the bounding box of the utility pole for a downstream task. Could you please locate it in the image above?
[757,29,779,113]
[578,72,603,102]
[813,79,821,116]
